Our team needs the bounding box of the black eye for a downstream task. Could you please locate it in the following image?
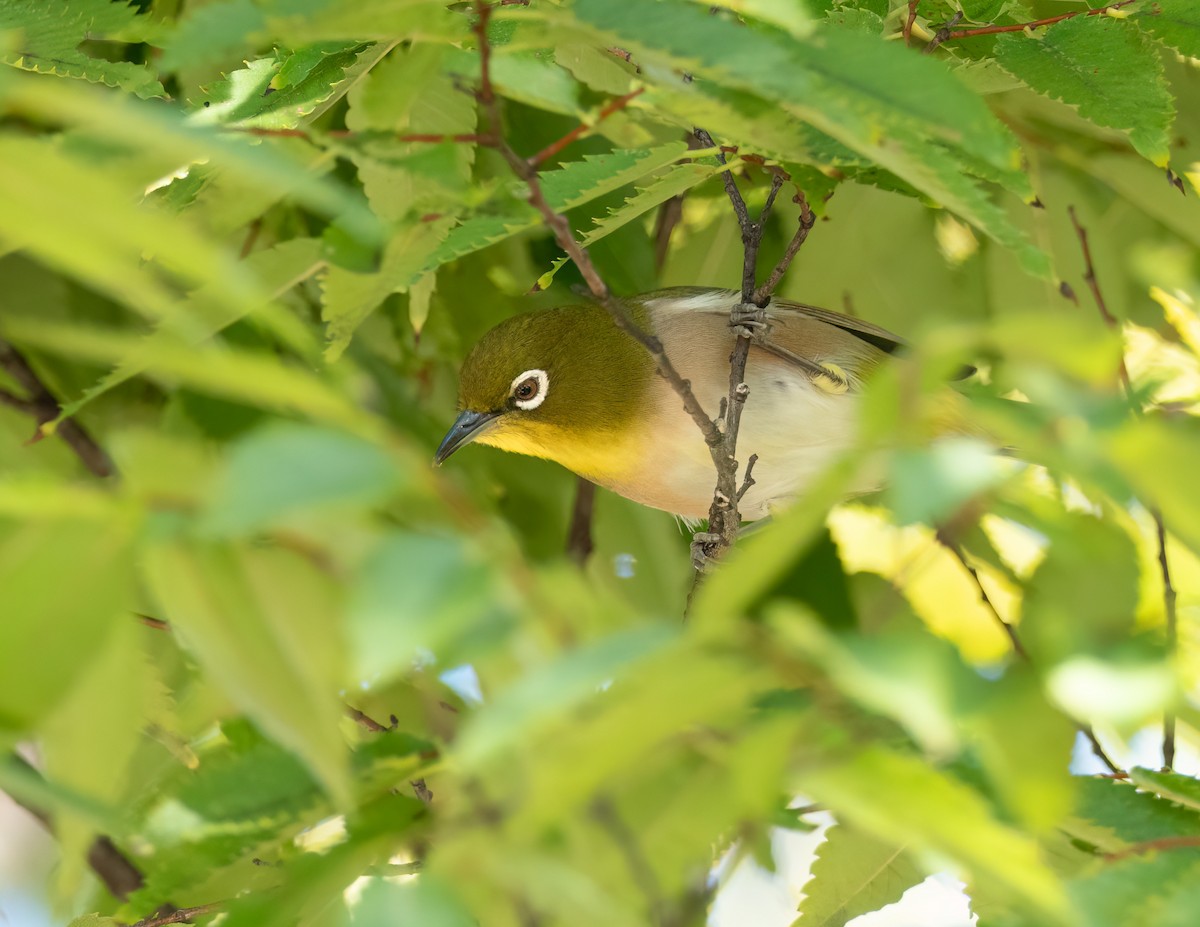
[514,377,539,401]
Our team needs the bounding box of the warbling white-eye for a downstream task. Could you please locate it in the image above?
[436,286,930,520]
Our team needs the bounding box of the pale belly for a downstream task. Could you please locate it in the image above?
[601,361,875,520]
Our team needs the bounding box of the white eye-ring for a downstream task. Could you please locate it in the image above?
[510,369,549,410]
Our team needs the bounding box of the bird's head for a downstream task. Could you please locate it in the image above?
[435,305,653,477]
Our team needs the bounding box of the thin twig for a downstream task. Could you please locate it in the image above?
[411,778,434,805]
[0,339,114,476]
[591,798,666,922]
[751,190,815,306]
[1068,205,1176,770]
[129,902,224,927]
[923,11,963,54]
[736,454,758,502]
[945,0,1136,39]
[344,705,395,732]
[689,130,806,570]
[903,0,920,43]
[0,386,33,412]
[528,87,645,167]
[936,536,1123,774]
[5,753,146,901]
[1104,834,1200,862]
[653,195,685,272]
[940,537,1029,660]
[1156,513,1178,769]
[566,477,597,565]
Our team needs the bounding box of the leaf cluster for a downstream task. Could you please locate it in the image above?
[0,1,1198,926]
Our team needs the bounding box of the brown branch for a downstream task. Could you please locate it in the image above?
[528,87,645,167]
[5,752,145,901]
[689,131,806,571]
[751,190,815,306]
[0,339,114,476]
[411,778,434,805]
[1068,204,1176,769]
[945,0,1136,39]
[1156,513,1178,769]
[0,386,34,412]
[1105,835,1200,863]
[129,902,224,927]
[591,798,667,923]
[923,11,964,54]
[903,0,920,44]
[936,535,1123,775]
[939,536,1029,661]
[344,705,395,732]
[653,195,685,272]
[566,477,597,565]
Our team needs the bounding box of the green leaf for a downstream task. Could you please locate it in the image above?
[1107,417,1200,558]
[321,217,455,360]
[41,237,327,424]
[1020,512,1140,663]
[426,142,690,270]
[67,917,122,927]
[1129,768,1200,815]
[159,0,265,72]
[143,541,351,804]
[798,746,1070,921]
[1,316,382,438]
[201,424,404,536]
[353,876,476,927]
[1071,849,1200,927]
[1135,0,1200,59]
[795,825,925,927]
[40,616,149,897]
[1071,777,1200,849]
[554,43,637,96]
[0,0,165,98]
[995,17,1173,167]
[0,135,258,323]
[538,160,723,287]
[7,76,381,244]
[564,0,1049,273]
[454,625,675,768]
[0,501,135,730]
[191,44,372,131]
[265,0,466,46]
[348,532,505,686]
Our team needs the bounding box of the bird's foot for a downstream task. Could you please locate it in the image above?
[690,531,722,573]
[730,305,770,340]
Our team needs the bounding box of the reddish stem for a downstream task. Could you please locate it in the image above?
[528,87,645,167]
[947,0,1136,38]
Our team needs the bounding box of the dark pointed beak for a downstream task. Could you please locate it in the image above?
[434,409,500,465]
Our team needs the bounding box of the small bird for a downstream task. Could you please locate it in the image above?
[435,286,921,520]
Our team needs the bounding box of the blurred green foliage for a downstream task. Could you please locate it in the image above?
[0,1,1199,926]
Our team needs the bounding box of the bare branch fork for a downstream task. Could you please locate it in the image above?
[689,130,816,569]
[935,534,1123,775]
[1067,206,1177,770]
[0,338,114,477]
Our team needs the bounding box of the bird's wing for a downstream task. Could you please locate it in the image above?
[766,296,906,355]
[640,287,911,391]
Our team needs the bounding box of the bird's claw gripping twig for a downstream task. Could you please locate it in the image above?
[730,305,769,340]
[690,531,723,573]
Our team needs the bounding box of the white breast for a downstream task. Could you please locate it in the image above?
[630,361,869,520]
